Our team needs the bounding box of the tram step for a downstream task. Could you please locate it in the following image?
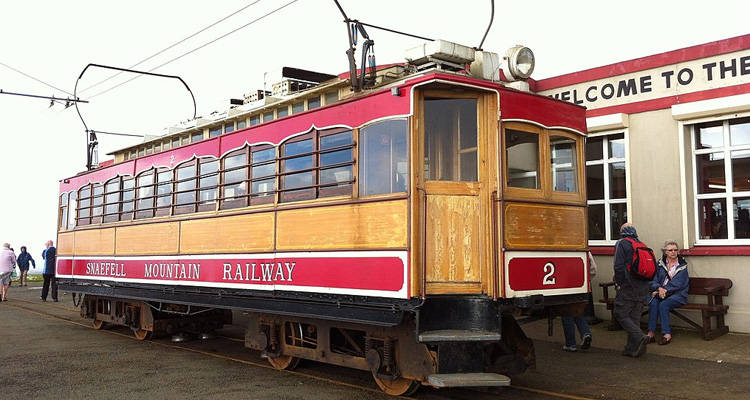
[418,329,501,342]
[427,373,511,388]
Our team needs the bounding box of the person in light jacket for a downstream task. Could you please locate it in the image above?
[0,243,18,301]
[646,240,689,345]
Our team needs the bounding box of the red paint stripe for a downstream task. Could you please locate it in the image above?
[536,34,750,90]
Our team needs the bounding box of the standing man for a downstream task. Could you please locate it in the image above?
[0,243,17,301]
[40,240,58,302]
[613,223,651,357]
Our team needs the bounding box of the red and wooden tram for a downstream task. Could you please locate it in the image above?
[57,38,589,395]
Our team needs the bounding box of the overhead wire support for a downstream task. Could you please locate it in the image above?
[0,89,88,107]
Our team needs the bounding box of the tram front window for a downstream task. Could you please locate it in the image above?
[424,98,478,182]
[506,129,540,189]
[551,136,578,192]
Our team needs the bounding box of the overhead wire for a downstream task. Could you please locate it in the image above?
[77,0,263,96]
[86,0,298,101]
[0,60,75,97]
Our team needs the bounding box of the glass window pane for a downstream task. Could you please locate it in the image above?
[320,166,352,185]
[321,131,352,149]
[588,204,605,240]
[424,98,477,182]
[735,197,750,239]
[586,165,604,200]
[359,119,408,196]
[209,126,222,137]
[696,152,726,194]
[308,97,321,110]
[263,111,274,122]
[698,199,727,239]
[250,115,260,126]
[253,163,275,178]
[292,102,304,114]
[551,136,578,192]
[253,148,275,163]
[321,149,351,166]
[325,91,338,105]
[731,150,750,192]
[176,165,196,205]
[192,132,204,142]
[586,136,603,161]
[200,161,219,205]
[608,133,625,159]
[609,162,627,199]
[237,119,247,129]
[277,107,288,118]
[284,156,313,174]
[284,139,313,157]
[506,129,539,189]
[610,203,628,240]
[696,121,723,149]
[284,172,313,189]
[224,123,234,134]
[252,178,275,197]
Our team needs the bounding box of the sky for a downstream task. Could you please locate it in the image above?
[1,0,749,259]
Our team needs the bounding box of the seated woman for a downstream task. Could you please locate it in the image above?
[647,240,690,345]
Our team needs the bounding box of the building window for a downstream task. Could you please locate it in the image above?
[693,117,750,241]
[359,119,408,196]
[586,133,627,242]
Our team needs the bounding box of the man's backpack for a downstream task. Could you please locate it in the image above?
[623,237,657,280]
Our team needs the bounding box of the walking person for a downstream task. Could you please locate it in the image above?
[561,252,597,352]
[16,246,36,287]
[646,240,689,345]
[1,243,18,301]
[613,223,652,357]
[40,240,58,302]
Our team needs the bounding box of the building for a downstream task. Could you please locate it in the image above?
[535,34,750,333]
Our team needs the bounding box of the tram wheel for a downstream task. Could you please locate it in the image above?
[92,320,106,330]
[133,329,153,341]
[267,354,301,370]
[372,374,420,396]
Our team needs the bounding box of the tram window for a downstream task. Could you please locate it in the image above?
[308,96,321,110]
[250,115,261,126]
[224,122,235,134]
[67,191,77,229]
[359,119,408,196]
[221,150,248,210]
[192,131,204,143]
[138,148,145,157]
[154,142,161,153]
[155,170,172,217]
[162,140,170,151]
[145,145,153,156]
[551,136,578,193]
[280,136,314,202]
[92,183,104,224]
[78,186,91,226]
[424,98,478,182]
[130,150,137,160]
[292,101,305,114]
[237,119,247,130]
[277,106,289,118]
[59,194,68,230]
[506,129,540,189]
[209,126,222,138]
[136,171,155,219]
[319,130,353,197]
[251,147,276,205]
[121,178,134,221]
[104,179,120,223]
[175,163,197,215]
[172,137,180,149]
[263,111,274,123]
[181,135,190,146]
[324,91,338,105]
[199,159,219,212]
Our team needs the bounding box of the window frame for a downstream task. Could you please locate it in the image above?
[586,131,629,244]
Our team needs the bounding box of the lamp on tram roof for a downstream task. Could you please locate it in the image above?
[501,45,535,82]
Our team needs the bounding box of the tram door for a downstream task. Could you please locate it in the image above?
[418,91,493,295]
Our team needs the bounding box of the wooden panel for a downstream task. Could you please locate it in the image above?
[180,213,275,253]
[425,195,481,283]
[74,228,115,256]
[116,222,179,255]
[503,203,586,249]
[57,232,75,256]
[276,200,408,250]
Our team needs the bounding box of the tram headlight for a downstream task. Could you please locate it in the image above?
[502,45,535,81]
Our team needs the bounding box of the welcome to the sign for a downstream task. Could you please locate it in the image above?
[539,50,750,110]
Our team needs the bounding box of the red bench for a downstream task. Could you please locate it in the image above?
[598,277,732,340]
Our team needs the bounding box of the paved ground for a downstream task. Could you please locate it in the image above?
[4,282,750,400]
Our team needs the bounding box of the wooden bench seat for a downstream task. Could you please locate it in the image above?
[598,277,733,340]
